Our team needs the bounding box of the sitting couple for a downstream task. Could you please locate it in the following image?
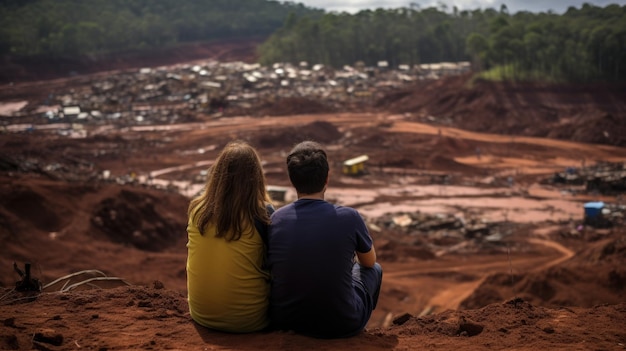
[186,140,383,339]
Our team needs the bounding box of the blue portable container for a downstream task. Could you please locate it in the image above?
[583,202,604,219]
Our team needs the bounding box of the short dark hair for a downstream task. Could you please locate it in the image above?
[286,141,329,194]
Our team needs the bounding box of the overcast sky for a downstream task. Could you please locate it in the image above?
[297,0,625,14]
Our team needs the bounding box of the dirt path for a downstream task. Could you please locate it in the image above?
[426,278,487,313]
[383,235,575,315]
[527,237,575,272]
[429,239,570,312]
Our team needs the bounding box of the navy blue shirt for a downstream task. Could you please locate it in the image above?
[268,199,373,338]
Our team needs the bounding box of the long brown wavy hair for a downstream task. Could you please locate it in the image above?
[188,140,272,241]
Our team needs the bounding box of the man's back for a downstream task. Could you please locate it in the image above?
[268,198,372,338]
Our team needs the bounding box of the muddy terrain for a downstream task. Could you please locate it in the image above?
[1,45,625,350]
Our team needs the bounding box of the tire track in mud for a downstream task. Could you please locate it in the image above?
[389,236,575,315]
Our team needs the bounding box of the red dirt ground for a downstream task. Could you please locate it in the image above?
[1,42,626,350]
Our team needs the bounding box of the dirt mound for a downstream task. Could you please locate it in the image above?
[253,97,337,117]
[378,74,626,146]
[428,154,479,174]
[1,287,624,350]
[90,189,185,251]
[396,298,626,348]
[460,228,626,310]
[566,234,626,267]
[0,175,189,288]
[0,183,71,234]
[377,240,436,262]
[254,120,342,148]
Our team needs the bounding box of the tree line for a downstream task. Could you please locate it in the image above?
[0,0,322,57]
[257,3,626,82]
[1,1,624,82]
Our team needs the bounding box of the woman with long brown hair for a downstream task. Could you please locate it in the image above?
[186,140,273,333]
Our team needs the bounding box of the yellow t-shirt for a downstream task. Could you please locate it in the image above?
[186,212,270,333]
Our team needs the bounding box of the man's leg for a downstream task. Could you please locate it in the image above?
[352,262,383,310]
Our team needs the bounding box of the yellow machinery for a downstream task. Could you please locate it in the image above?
[342,155,369,175]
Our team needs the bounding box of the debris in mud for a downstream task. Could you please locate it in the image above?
[1,60,470,132]
[375,211,501,241]
[372,211,523,260]
[549,161,626,195]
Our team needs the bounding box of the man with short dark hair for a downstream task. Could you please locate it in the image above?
[268,140,383,338]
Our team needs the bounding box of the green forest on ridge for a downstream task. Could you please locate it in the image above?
[1,0,624,82]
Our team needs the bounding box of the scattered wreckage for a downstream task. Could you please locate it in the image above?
[550,162,626,195]
[1,60,470,131]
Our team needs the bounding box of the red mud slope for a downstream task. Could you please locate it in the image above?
[0,38,263,83]
[377,74,626,146]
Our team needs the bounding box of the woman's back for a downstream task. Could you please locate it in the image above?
[186,210,270,333]
[185,140,272,333]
